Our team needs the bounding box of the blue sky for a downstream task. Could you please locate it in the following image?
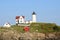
[0,0,60,26]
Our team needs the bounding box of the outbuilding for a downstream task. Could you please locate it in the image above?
[3,22,11,27]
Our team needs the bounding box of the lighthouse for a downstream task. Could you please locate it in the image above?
[32,12,36,22]
[15,12,37,25]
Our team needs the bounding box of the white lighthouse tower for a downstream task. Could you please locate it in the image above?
[32,12,36,22]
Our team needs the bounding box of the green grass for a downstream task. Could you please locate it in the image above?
[0,23,60,33]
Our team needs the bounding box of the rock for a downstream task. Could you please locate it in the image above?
[0,30,20,40]
[0,30,60,40]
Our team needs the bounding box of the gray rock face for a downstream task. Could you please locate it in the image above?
[0,30,20,40]
[0,30,60,40]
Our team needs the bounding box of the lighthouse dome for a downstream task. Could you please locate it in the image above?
[32,12,36,15]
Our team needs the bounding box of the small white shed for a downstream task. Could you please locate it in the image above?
[3,22,11,27]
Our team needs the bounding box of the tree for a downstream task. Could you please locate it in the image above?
[53,25,59,31]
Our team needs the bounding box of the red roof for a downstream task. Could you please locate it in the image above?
[16,16,25,19]
[16,16,20,19]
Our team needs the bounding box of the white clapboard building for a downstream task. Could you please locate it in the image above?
[3,22,11,27]
[15,12,36,24]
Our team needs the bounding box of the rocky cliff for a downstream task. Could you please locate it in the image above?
[0,29,60,40]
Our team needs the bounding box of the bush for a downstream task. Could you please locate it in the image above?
[53,26,59,32]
